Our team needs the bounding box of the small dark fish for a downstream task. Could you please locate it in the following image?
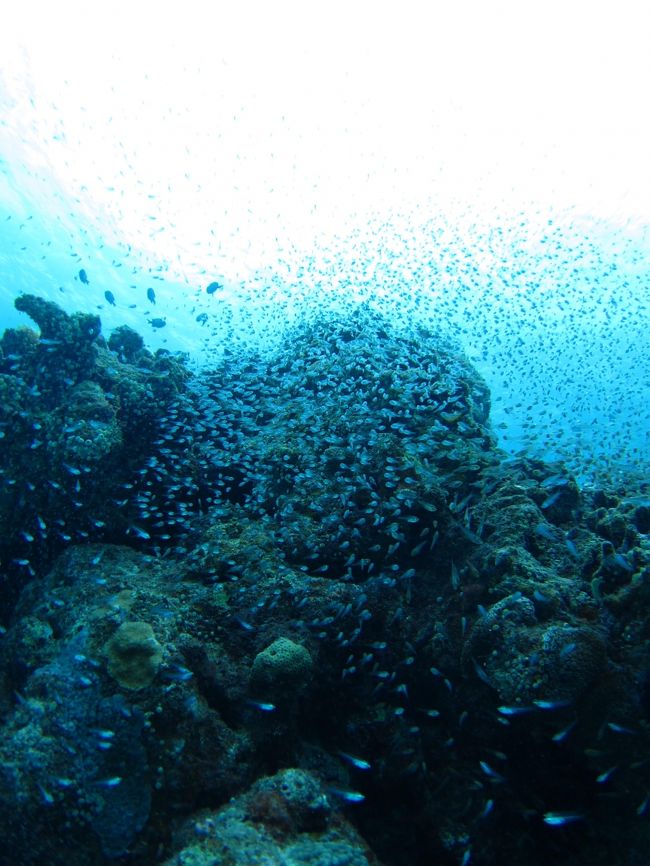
[104,290,116,306]
[79,268,89,284]
[206,281,222,295]
[149,317,166,329]
[147,288,156,304]
[196,313,208,325]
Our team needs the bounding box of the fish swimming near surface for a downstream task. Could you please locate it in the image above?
[147,288,156,304]
[104,290,116,306]
[79,268,89,284]
[206,281,222,295]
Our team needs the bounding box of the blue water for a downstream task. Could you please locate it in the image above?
[2,143,648,488]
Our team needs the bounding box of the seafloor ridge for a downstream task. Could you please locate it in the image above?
[0,295,648,866]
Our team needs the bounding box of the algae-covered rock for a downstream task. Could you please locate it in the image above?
[108,324,145,363]
[55,380,123,463]
[14,293,100,345]
[161,768,375,866]
[104,621,163,689]
[0,324,39,362]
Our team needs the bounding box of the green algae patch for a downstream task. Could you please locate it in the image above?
[104,621,163,690]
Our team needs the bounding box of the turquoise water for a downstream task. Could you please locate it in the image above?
[1,7,648,493]
[2,146,648,486]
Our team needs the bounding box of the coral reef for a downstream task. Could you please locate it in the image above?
[162,769,376,866]
[0,299,649,866]
[104,621,163,690]
[0,295,191,611]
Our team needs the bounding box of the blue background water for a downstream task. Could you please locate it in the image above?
[1,3,649,487]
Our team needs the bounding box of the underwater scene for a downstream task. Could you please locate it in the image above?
[0,5,649,865]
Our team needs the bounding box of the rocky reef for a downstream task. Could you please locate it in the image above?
[0,296,649,866]
[0,295,191,611]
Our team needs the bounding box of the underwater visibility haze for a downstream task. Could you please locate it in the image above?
[0,4,649,865]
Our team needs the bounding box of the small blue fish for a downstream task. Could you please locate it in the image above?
[419,708,441,718]
[535,523,560,542]
[559,642,577,660]
[79,268,89,284]
[552,720,576,743]
[62,463,82,476]
[564,536,579,558]
[104,290,116,306]
[479,760,505,782]
[37,783,55,805]
[541,474,569,489]
[206,281,222,295]
[147,287,156,304]
[498,705,536,716]
[246,699,276,712]
[163,664,194,682]
[543,811,584,826]
[472,659,492,686]
[479,799,494,818]
[534,698,572,710]
[91,728,115,739]
[127,524,151,540]
[94,776,122,788]
[607,722,636,735]
[234,617,256,632]
[610,552,634,572]
[596,765,618,783]
[541,491,563,510]
[338,751,371,771]
[328,787,366,803]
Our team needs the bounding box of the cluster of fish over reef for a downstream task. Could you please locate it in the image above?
[0,294,649,866]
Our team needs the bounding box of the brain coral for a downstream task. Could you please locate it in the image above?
[251,637,313,695]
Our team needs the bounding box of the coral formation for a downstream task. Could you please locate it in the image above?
[251,637,313,697]
[0,299,648,866]
[104,621,163,690]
